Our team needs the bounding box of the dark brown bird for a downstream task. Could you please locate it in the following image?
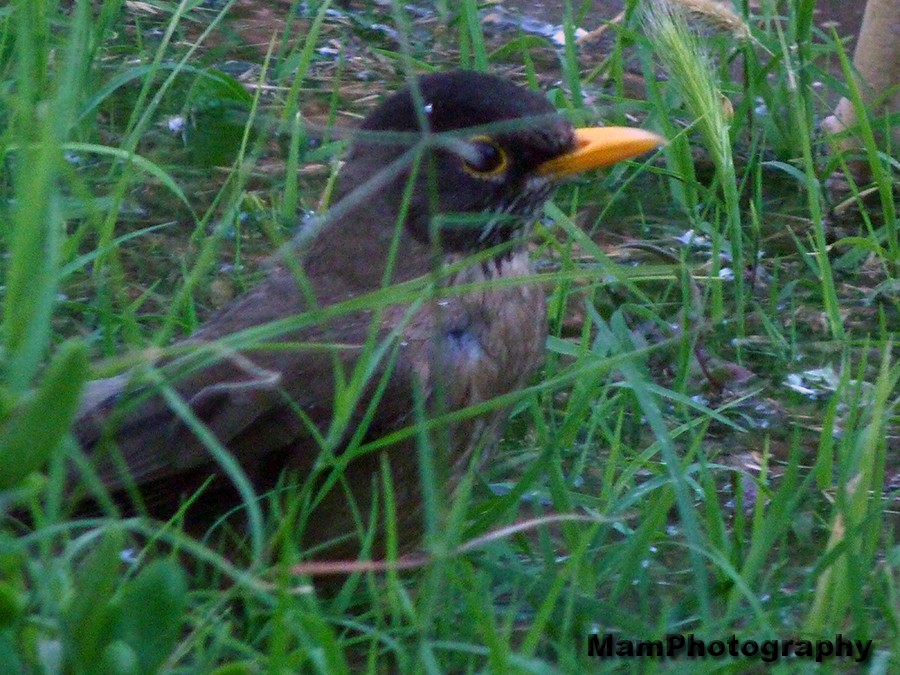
[74,71,662,557]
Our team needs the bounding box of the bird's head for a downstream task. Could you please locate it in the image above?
[332,71,663,255]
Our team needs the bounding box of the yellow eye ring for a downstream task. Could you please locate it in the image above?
[462,135,508,179]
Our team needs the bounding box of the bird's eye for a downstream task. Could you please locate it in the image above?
[462,136,508,178]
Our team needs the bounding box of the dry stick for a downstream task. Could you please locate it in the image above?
[576,10,625,46]
[284,513,612,578]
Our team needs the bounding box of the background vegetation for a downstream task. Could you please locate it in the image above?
[0,0,896,671]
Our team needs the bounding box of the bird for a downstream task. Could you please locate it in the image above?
[72,70,662,558]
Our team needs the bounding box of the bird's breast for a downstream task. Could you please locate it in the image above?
[392,249,547,411]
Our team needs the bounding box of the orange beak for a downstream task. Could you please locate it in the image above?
[537,127,664,178]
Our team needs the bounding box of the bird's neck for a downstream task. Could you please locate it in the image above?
[304,195,535,295]
[302,198,436,301]
[444,247,534,288]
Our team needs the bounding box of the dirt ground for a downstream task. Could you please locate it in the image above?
[508,0,865,42]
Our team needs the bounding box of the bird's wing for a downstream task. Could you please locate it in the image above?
[72,266,434,505]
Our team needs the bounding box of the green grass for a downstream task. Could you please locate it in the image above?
[1,0,897,671]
